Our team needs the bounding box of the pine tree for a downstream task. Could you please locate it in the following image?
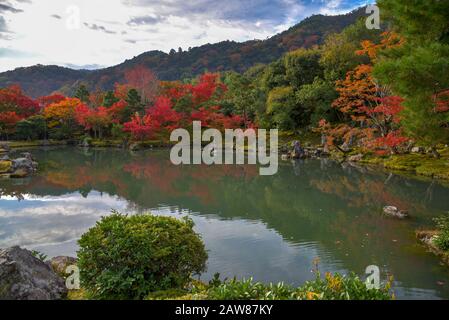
[103,91,119,107]
[74,84,90,104]
[374,1,449,153]
[125,89,144,119]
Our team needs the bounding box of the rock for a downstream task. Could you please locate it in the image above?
[0,143,10,153]
[129,142,142,151]
[11,156,38,177]
[0,160,12,174]
[411,146,425,154]
[0,247,67,300]
[348,154,363,162]
[340,142,351,152]
[20,152,34,161]
[48,256,77,276]
[81,138,91,148]
[383,206,409,219]
[0,153,38,178]
[0,154,10,161]
[281,154,289,161]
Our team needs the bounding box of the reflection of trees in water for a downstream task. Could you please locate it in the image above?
[2,148,449,296]
[0,149,446,250]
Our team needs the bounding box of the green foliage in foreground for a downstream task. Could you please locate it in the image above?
[77,212,208,300]
[146,273,394,301]
[74,212,393,301]
[433,214,449,252]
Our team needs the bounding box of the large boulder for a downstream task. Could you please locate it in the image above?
[10,154,38,177]
[0,247,67,300]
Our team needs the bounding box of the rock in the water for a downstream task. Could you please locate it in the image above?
[129,142,142,151]
[383,206,409,219]
[20,152,34,161]
[0,143,10,154]
[49,256,77,276]
[411,146,425,154]
[11,156,38,177]
[0,247,67,300]
[348,154,363,162]
[0,154,38,178]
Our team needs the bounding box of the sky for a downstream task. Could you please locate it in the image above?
[0,0,372,72]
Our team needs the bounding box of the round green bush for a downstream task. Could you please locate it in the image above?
[77,212,208,299]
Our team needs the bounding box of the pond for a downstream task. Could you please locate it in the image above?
[1,147,449,299]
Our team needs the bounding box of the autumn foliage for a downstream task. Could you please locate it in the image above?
[0,65,255,141]
[320,32,408,154]
[0,85,40,117]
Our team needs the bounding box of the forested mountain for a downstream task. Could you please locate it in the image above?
[0,7,366,97]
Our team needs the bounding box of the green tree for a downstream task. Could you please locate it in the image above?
[224,72,258,124]
[125,88,144,118]
[320,19,381,81]
[296,78,338,125]
[377,0,449,44]
[261,60,288,91]
[284,48,323,89]
[103,91,119,107]
[266,86,302,130]
[15,115,47,140]
[74,84,90,104]
[374,1,449,152]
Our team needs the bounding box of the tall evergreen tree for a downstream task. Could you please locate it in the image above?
[103,91,119,107]
[74,84,90,104]
[125,89,144,118]
[374,0,449,152]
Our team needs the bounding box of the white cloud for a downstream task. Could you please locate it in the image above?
[0,0,364,72]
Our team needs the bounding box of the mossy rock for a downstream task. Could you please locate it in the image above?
[0,160,12,174]
[416,161,449,179]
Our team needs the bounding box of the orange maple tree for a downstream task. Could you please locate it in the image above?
[320,32,408,154]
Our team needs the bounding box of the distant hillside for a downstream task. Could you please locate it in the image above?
[0,7,366,97]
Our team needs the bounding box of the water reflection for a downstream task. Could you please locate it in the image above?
[0,147,449,299]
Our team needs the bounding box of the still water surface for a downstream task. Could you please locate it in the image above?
[1,147,449,299]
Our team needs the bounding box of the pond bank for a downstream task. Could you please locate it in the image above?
[416,231,449,267]
[359,149,449,181]
[3,138,449,182]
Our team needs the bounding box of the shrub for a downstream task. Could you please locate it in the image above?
[189,272,393,300]
[77,211,208,299]
[433,214,449,251]
[295,272,393,300]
